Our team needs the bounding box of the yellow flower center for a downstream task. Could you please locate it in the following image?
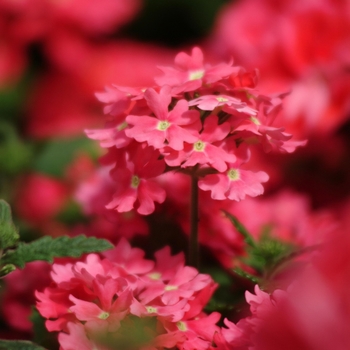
[131,175,140,188]
[189,70,204,81]
[146,306,158,314]
[176,321,187,331]
[165,285,178,291]
[216,96,229,102]
[227,168,240,181]
[250,116,260,125]
[148,272,162,280]
[193,140,205,152]
[157,120,170,131]
[117,121,128,131]
[98,311,110,320]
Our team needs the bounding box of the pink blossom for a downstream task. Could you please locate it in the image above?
[36,240,219,349]
[69,282,132,334]
[163,312,221,350]
[189,94,257,116]
[164,115,236,172]
[85,119,132,149]
[199,167,269,201]
[102,237,154,276]
[2,261,51,333]
[198,140,269,201]
[58,322,102,350]
[211,0,350,137]
[126,86,201,150]
[106,143,166,215]
[155,47,236,93]
[14,173,68,224]
[139,266,215,305]
[145,246,185,283]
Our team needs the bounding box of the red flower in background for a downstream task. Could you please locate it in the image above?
[210,0,350,137]
[14,173,68,224]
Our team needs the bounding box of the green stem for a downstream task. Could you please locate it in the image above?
[189,174,199,268]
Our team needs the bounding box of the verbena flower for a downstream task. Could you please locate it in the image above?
[36,238,219,350]
[85,46,305,215]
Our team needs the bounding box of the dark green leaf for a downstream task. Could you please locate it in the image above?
[0,340,46,350]
[0,122,33,175]
[222,210,257,248]
[31,308,59,350]
[233,267,260,284]
[33,137,98,177]
[0,263,16,277]
[2,235,114,268]
[0,199,20,250]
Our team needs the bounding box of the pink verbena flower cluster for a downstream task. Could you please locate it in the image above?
[36,238,219,350]
[86,47,305,215]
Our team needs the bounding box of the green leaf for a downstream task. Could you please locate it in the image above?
[0,263,16,277]
[233,267,261,284]
[30,308,58,350]
[0,122,33,175]
[0,340,46,350]
[0,199,20,250]
[33,137,99,177]
[222,210,257,248]
[2,235,114,268]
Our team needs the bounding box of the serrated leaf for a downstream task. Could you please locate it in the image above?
[0,340,46,350]
[0,263,16,277]
[0,199,20,250]
[222,210,256,248]
[233,267,260,284]
[2,235,114,268]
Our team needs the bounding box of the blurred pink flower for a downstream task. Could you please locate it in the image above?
[210,0,350,137]
[14,173,68,224]
[36,238,218,349]
[2,261,51,334]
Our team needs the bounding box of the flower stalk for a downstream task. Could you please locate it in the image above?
[189,173,199,268]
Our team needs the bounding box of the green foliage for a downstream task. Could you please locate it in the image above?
[0,122,34,176]
[233,267,260,284]
[0,340,46,350]
[93,316,159,349]
[204,266,244,315]
[0,263,16,277]
[222,210,256,248]
[1,234,114,269]
[33,137,99,177]
[31,308,58,350]
[0,199,20,250]
[223,211,297,283]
